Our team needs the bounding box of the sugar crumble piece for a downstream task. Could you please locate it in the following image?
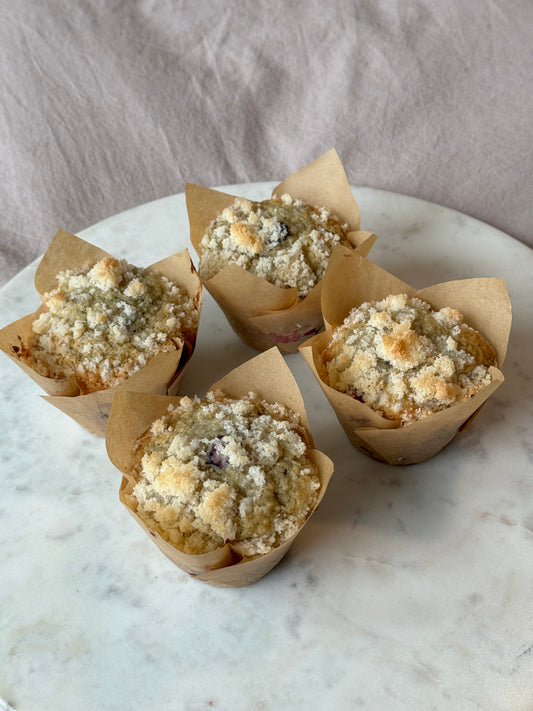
[230,221,264,254]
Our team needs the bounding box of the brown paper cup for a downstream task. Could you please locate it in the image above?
[0,229,203,437]
[299,248,512,465]
[106,347,334,587]
[187,149,377,353]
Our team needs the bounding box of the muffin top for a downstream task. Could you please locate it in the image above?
[27,256,199,393]
[198,193,348,297]
[131,390,320,557]
[323,293,497,424]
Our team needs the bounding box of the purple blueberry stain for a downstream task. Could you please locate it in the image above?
[207,436,228,468]
[267,324,322,344]
[269,221,290,247]
[277,222,290,239]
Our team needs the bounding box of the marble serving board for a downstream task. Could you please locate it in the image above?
[0,184,532,711]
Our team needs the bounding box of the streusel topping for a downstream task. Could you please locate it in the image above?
[132,391,320,557]
[323,293,497,423]
[28,257,199,393]
[199,194,348,297]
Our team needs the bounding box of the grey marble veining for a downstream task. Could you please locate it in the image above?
[0,186,532,711]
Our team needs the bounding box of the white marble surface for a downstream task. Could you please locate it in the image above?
[0,185,532,711]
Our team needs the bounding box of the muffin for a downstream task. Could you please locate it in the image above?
[24,255,199,394]
[107,347,334,586]
[187,149,375,353]
[299,247,511,465]
[322,293,498,424]
[131,390,320,557]
[0,229,203,436]
[198,193,348,298]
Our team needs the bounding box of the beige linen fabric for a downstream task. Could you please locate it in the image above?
[1,0,532,286]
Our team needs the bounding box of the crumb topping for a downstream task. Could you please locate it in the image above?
[198,194,348,297]
[28,257,199,393]
[323,294,497,423]
[131,391,320,557]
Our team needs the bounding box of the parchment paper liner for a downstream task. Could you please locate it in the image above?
[106,347,334,587]
[0,229,203,437]
[186,149,377,353]
[299,248,512,465]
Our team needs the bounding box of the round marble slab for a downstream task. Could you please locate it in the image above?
[0,185,531,711]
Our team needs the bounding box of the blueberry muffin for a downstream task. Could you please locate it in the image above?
[25,256,199,393]
[131,390,321,557]
[198,194,348,297]
[323,293,498,424]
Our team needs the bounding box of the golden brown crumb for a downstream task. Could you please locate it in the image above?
[230,222,264,254]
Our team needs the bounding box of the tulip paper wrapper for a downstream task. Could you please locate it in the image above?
[186,149,377,353]
[299,248,512,465]
[0,230,203,437]
[106,347,334,587]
